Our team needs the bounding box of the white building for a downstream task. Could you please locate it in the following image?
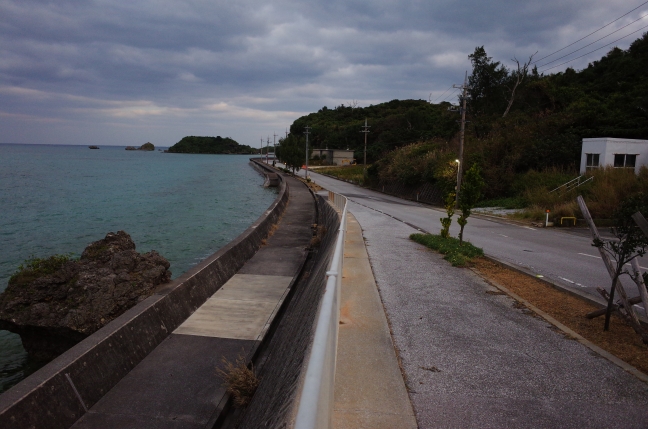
[580,137,648,174]
[311,148,355,166]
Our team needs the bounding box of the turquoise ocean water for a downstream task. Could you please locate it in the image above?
[0,144,276,392]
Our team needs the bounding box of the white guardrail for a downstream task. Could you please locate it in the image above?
[294,191,348,429]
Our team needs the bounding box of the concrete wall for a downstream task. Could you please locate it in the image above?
[239,194,341,429]
[580,137,648,174]
[0,160,288,429]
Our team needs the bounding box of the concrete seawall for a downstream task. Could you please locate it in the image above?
[0,161,289,429]
[238,193,341,428]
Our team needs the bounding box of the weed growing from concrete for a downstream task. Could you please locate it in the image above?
[216,355,260,408]
[410,233,483,267]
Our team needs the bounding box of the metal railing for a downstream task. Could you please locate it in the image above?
[549,175,593,193]
[294,192,348,429]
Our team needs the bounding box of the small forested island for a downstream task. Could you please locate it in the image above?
[167,136,257,154]
[126,142,155,151]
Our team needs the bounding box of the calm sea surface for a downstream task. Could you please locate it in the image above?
[0,144,276,392]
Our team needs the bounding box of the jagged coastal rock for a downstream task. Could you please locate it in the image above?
[0,231,171,361]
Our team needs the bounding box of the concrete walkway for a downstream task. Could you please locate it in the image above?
[333,212,417,429]
[345,199,648,428]
[71,175,314,429]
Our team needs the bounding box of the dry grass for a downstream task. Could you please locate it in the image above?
[310,225,327,248]
[472,258,648,375]
[216,355,260,408]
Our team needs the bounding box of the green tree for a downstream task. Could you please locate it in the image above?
[457,164,485,245]
[278,134,310,174]
[468,46,509,115]
[440,192,455,239]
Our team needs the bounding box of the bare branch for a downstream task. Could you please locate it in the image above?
[502,51,537,118]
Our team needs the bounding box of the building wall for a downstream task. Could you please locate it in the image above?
[311,149,355,165]
[580,138,648,174]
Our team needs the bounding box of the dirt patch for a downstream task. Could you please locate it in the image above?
[472,258,648,375]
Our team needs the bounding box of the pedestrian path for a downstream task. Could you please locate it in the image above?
[70,175,314,429]
[333,212,417,429]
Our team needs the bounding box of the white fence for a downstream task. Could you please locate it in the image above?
[294,192,348,429]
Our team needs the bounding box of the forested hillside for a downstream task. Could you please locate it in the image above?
[284,33,648,200]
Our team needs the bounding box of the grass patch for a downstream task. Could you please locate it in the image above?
[9,254,75,286]
[410,233,484,267]
[317,165,367,185]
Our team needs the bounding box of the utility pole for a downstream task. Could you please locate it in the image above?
[361,118,370,177]
[266,136,270,164]
[260,137,263,158]
[451,71,470,207]
[304,125,311,180]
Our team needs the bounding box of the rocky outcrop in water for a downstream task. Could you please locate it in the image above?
[125,143,155,151]
[0,231,171,361]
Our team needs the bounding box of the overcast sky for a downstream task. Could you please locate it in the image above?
[1,0,646,147]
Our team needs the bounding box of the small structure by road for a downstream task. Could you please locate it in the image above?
[580,137,648,173]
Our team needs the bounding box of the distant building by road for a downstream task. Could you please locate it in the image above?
[580,137,648,174]
[311,148,355,166]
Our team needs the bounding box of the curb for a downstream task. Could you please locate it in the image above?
[475,272,648,384]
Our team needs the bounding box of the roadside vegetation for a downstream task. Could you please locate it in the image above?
[316,165,366,184]
[410,234,484,267]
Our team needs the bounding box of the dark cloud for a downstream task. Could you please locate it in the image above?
[0,0,646,146]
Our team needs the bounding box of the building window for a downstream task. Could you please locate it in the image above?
[586,153,599,170]
[614,154,638,168]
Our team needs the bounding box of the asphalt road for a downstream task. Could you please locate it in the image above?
[292,166,645,309]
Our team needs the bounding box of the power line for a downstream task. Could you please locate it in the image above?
[533,0,648,64]
[539,21,648,72]
[537,13,648,68]
[443,88,460,103]
[431,85,454,103]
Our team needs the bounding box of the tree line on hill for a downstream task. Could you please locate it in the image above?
[279,33,648,201]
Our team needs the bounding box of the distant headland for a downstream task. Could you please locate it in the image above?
[167,136,257,154]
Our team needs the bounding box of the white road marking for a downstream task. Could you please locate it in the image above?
[560,277,574,284]
[499,234,509,238]
[578,253,600,259]
[522,226,537,230]
[578,252,648,270]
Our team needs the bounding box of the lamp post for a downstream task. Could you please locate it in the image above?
[455,159,460,198]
